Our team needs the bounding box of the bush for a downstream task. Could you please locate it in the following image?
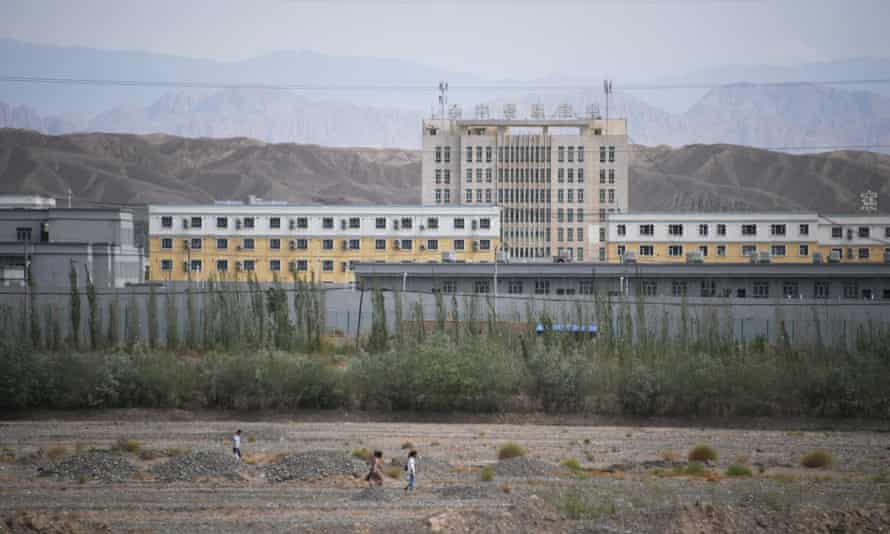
[401,441,415,450]
[114,438,141,453]
[801,450,833,469]
[497,442,527,461]
[688,444,717,463]
[480,465,495,482]
[685,461,706,476]
[46,446,67,462]
[726,464,753,477]
[551,489,617,520]
[561,458,583,472]
[352,448,371,461]
[384,465,402,479]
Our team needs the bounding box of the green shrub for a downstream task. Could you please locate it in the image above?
[685,461,706,476]
[726,464,753,477]
[497,442,527,461]
[480,465,495,482]
[352,448,371,461]
[46,446,67,462]
[551,489,617,520]
[688,444,717,463]
[114,438,141,453]
[561,458,583,472]
[383,465,402,479]
[801,450,833,469]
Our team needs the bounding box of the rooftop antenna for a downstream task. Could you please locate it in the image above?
[448,104,462,119]
[67,187,72,208]
[604,79,613,134]
[503,103,516,120]
[437,81,448,120]
[474,104,490,120]
[556,103,573,119]
[530,103,545,120]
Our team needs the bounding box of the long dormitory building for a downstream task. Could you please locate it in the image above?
[421,116,628,263]
[147,200,500,284]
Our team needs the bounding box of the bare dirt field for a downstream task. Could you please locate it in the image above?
[1,411,889,533]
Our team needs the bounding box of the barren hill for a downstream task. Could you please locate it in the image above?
[1,129,888,212]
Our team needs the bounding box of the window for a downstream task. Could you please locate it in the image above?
[771,245,786,256]
[639,245,654,257]
[577,146,584,162]
[454,218,465,229]
[485,146,492,162]
[270,260,281,272]
[296,239,308,250]
[268,217,280,229]
[161,216,173,228]
[435,190,442,203]
[435,146,442,163]
[741,224,757,236]
[567,146,575,162]
[323,217,334,229]
[190,259,203,272]
[444,189,450,203]
[717,224,726,236]
[190,216,202,229]
[534,280,550,295]
[599,189,606,203]
[577,209,584,222]
[322,239,334,250]
[296,217,308,229]
[642,280,657,297]
[296,260,308,272]
[161,259,173,271]
[770,224,786,236]
[485,168,492,183]
[466,146,472,163]
[608,145,615,162]
[886,226,890,238]
[701,280,716,298]
[814,281,829,299]
[831,226,842,238]
[476,146,482,163]
[671,281,687,297]
[374,239,386,250]
[557,228,564,242]
[579,280,593,295]
[349,239,360,250]
[617,224,626,236]
[441,280,457,293]
[567,189,574,203]
[578,169,584,182]
[698,224,708,236]
[485,189,492,203]
[474,280,490,294]
[607,189,614,203]
[616,244,625,256]
[843,281,858,299]
[444,169,451,184]
[567,228,574,242]
[578,189,584,203]
[599,169,606,184]
[558,168,564,183]
[269,238,280,250]
[742,245,757,256]
[190,238,202,250]
[240,238,253,250]
[668,245,683,257]
[454,239,465,251]
[558,146,565,162]
[716,245,726,257]
[753,282,769,298]
[859,248,870,259]
[216,217,228,229]
[479,240,491,250]
[557,209,565,223]
[444,146,451,163]
[599,146,606,163]
[858,226,870,238]
[698,245,708,257]
[161,238,173,249]
[476,169,482,182]
[567,169,574,183]
[783,281,799,298]
[508,280,524,294]
[401,217,413,229]
[799,244,809,256]
[242,217,254,229]
[668,224,683,236]
[479,218,491,229]
[476,189,483,202]
[426,240,438,250]
[799,224,809,236]
[322,260,334,272]
[400,239,413,250]
[349,217,360,229]
[639,224,654,236]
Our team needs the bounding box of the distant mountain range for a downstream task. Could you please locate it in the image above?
[2,129,887,214]
[2,38,890,150]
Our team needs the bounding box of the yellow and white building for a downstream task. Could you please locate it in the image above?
[604,212,890,264]
[147,199,500,284]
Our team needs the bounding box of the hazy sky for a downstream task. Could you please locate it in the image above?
[2,0,890,81]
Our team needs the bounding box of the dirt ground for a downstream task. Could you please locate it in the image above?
[1,410,889,533]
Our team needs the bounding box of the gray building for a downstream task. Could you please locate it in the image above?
[354,262,890,301]
[0,196,144,288]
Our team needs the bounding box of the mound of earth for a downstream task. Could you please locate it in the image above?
[149,451,242,482]
[2,511,113,534]
[264,450,366,483]
[493,457,558,478]
[46,452,138,483]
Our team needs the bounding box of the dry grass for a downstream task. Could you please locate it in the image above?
[497,442,527,460]
[352,448,371,461]
[480,466,495,482]
[561,458,583,472]
[734,453,751,465]
[114,438,141,454]
[801,450,833,469]
[46,446,68,462]
[500,483,512,494]
[401,441,415,450]
[383,466,402,479]
[688,444,717,463]
[659,449,678,463]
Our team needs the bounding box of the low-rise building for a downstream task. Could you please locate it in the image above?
[0,195,144,288]
[147,199,500,284]
[604,212,890,265]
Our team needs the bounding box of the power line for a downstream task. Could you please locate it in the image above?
[3,75,890,92]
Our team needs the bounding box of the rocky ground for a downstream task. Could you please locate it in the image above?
[0,411,889,533]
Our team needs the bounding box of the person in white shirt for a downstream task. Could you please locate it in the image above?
[404,450,417,491]
[232,430,242,461]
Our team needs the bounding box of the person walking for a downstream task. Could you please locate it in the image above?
[232,429,242,461]
[404,450,417,492]
[367,450,384,487]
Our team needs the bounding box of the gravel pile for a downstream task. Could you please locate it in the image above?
[149,451,241,482]
[48,452,138,482]
[493,457,558,478]
[264,450,366,483]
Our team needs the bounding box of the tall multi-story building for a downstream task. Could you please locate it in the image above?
[605,212,890,264]
[0,195,144,288]
[147,199,500,284]
[421,114,628,263]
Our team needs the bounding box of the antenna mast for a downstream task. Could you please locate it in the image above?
[438,81,448,120]
[603,79,613,135]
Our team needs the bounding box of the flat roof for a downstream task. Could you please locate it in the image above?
[354,262,890,279]
[454,118,626,127]
[148,204,499,215]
